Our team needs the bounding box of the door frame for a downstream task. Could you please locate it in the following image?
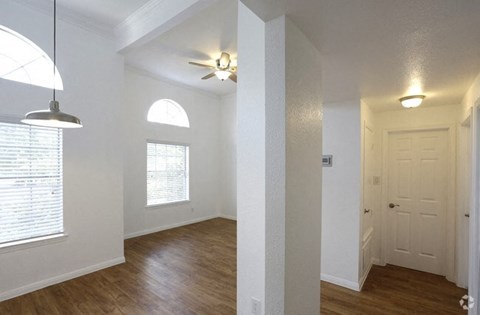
[457,112,472,288]
[468,101,480,315]
[380,124,456,281]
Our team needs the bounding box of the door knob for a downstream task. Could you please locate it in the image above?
[388,203,399,208]
[364,209,371,214]
[465,213,470,218]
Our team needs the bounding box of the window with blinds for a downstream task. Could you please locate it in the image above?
[147,142,189,206]
[0,120,63,245]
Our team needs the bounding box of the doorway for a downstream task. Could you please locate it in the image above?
[381,126,456,279]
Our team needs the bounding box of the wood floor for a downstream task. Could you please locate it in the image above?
[0,219,467,314]
[321,265,467,315]
[0,219,237,315]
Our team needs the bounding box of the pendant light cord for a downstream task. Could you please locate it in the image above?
[53,0,56,101]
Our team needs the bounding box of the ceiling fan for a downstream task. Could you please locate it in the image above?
[189,52,237,83]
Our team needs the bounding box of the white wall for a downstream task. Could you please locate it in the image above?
[237,5,322,313]
[123,69,222,238]
[373,105,460,130]
[0,0,125,300]
[220,93,237,219]
[284,16,322,314]
[321,101,362,290]
[461,72,480,121]
[461,71,480,314]
[237,3,267,312]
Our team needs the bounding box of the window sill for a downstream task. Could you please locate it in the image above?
[145,200,190,209]
[0,233,68,254]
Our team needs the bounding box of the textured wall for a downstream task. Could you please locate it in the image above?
[220,93,237,219]
[284,17,323,314]
[237,3,267,313]
[237,6,322,313]
[321,101,362,289]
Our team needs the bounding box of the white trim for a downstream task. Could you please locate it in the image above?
[372,257,382,265]
[145,141,190,208]
[0,257,125,302]
[0,233,68,254]
[380,124,456,281]
[145,200,191,209]
[468,101,480,315]
[124,215,218,239]
[358,260,373,291]
[218,214,237,221]
[320,274,360,292]
[114,0,218,52]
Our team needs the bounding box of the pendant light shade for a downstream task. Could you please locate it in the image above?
[22,0,82,129]
[22,100,82,128]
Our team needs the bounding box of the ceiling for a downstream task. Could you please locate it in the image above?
[314,0,480,111]
[17,0,480,110]
[123,0,238,96]
[58,0,149,28]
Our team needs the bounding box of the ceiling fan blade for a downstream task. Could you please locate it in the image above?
[202,72,216,80]
[189,61,215,68]
[229,73,237,83]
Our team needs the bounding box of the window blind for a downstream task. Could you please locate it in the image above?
[147,142,189,205]
[0,121,63,244]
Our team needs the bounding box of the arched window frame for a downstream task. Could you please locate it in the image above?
[0,25,63,90]
[147,99,190,128]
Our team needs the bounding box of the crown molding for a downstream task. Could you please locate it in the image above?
[13,0,114,39]
[114,0,167,35]
[114,0,218,53]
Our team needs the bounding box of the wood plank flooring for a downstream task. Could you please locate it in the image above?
[0,219,468,314]
[321,264,467,315]
[0,219,237,315]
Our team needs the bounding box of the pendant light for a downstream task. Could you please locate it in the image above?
[22,0,82,129]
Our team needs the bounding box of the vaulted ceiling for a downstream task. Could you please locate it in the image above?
[14,0,480,111]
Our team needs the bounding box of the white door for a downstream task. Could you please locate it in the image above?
[362,125,374,236]
[458,122,471,287]
[387,129,448,275]
[361,125,375,275]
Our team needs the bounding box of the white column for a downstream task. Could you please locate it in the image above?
[237,3,322,314]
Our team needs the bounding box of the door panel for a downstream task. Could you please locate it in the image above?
[362,125,374,236]
[394,212,411,252]
[387,130,448,275]
[361,124,375,279]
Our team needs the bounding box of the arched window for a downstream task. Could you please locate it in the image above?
[0,25,63,90]
[147,99,190,128]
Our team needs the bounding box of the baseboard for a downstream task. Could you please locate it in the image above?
[372,257,381,265]
[218,214,237,221]
[124,215,218,239]
[0,257,125,302]
[359,261,373,291]
[321,273,360,292]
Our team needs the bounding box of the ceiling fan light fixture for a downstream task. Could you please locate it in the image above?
[399,95,425,108]
[215,70,231,81]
